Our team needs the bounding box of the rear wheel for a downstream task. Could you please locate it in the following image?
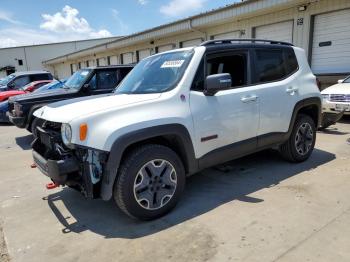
[280,114,316,162]
[114,144,185,220]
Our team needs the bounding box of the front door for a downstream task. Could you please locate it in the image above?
[190,50,260,164]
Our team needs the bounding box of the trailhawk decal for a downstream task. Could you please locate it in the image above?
[161,60,185,68]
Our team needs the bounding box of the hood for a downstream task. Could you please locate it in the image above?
[9,88,76,103]
[0,90,25,98]
[321,83,350,94]
[34,93,162,123]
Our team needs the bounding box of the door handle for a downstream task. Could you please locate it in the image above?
[286,86,298,94]
[241,95,258,103]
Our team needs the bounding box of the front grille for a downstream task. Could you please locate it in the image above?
[330,94,350,102]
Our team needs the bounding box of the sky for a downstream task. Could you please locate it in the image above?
[0,0,239,48]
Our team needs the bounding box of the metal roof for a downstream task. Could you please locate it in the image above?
[44,0,307,65]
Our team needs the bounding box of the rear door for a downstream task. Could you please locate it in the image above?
[252,47,300,147]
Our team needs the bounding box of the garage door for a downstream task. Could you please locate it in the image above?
[254,21,293,43]
[311,9,350,74]
[109,55,118,65]
[181,38,203,47]
[97,57,107,66]
[122,52,133,64]
[138,49,151,61]
[157,44,175,53]
[211,31,241,40]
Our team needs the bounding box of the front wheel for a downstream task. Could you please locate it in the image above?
[279,114,316,162]
[114,144,186,220]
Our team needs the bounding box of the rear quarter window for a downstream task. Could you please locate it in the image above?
[30,74,52,81]
[253,48,298,84]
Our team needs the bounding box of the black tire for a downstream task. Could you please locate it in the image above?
[30,117,40,138]
[279,114,316,162]
[114,144,186,220]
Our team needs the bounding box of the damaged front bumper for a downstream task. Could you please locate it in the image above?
[32,125,108,198]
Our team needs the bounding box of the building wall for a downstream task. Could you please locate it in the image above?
[48,0,350,87]
[0,37,120,79]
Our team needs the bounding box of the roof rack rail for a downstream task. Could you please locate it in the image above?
[200,38,293,47]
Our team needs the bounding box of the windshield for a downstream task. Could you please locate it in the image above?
[115,50,194,94]
[65,69,92,89]
[0,75,15,86]
[343,76,350,83]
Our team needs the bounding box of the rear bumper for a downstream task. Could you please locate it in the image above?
[32,139,79,184]
[321,111,344,128]
[7,112,26,128]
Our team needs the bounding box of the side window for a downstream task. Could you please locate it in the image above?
[253,48,298,84]
[206,52,248,88]
[30,74,50,82]
[88,74,97,90]
[96,70,119,89]
[13,76,30,88]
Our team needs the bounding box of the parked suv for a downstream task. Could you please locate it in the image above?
[31,39,322,220]
[8,65,133,135]
[0,71,53,91]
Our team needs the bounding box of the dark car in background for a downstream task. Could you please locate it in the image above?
[0,71,53,92]
[8,65,133,135]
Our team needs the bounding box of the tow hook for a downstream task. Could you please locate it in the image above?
[46,182,59,190]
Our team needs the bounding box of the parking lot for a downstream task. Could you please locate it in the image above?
[0,118,349,262]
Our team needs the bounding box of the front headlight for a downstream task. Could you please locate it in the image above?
[61,123,72,146]
[322,94,330,101]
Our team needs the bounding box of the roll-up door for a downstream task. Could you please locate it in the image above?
[254,21,293,43]
[157,44,175,53]
[311,9,350,74]
[109,55,119,65]
[122,52,133,64]
[181,38,203,47]
[138,49,151,61]
[97,57,107,66]
[211,31,241,40]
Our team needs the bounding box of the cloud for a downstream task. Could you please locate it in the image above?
[40,5,112,38]
[0,9,21,24]
[138,0,148,5]
[111,9,129,35]
[160,0,206,17]
[0,28,60,48]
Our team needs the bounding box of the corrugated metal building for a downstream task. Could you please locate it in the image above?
[44,0,350,87]
[0,36,121,78]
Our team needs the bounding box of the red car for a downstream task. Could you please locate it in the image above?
[0,80,53,102]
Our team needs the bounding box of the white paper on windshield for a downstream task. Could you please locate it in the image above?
[81,71,89,76]
[161,60,185,68]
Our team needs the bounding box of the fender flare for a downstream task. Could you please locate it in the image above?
[284,96,322,140]
[100,124,197,200]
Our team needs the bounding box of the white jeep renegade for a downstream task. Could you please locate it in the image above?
[32,39,322,220]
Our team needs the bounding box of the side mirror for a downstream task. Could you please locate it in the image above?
[338,79,344,84]
[8,82,15,89]
[81,83,90,92]
[204,73,232,96]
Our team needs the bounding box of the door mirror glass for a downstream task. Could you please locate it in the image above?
[7,82,15,89]
[204,73,232,96]
[338,79,344,84]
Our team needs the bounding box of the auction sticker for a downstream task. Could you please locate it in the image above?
[161,60,185,68]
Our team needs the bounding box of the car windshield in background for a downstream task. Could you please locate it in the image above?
[115,50,194,94]
[0,75,15,86]
[343,76,350,83]
[65,69,92,89]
